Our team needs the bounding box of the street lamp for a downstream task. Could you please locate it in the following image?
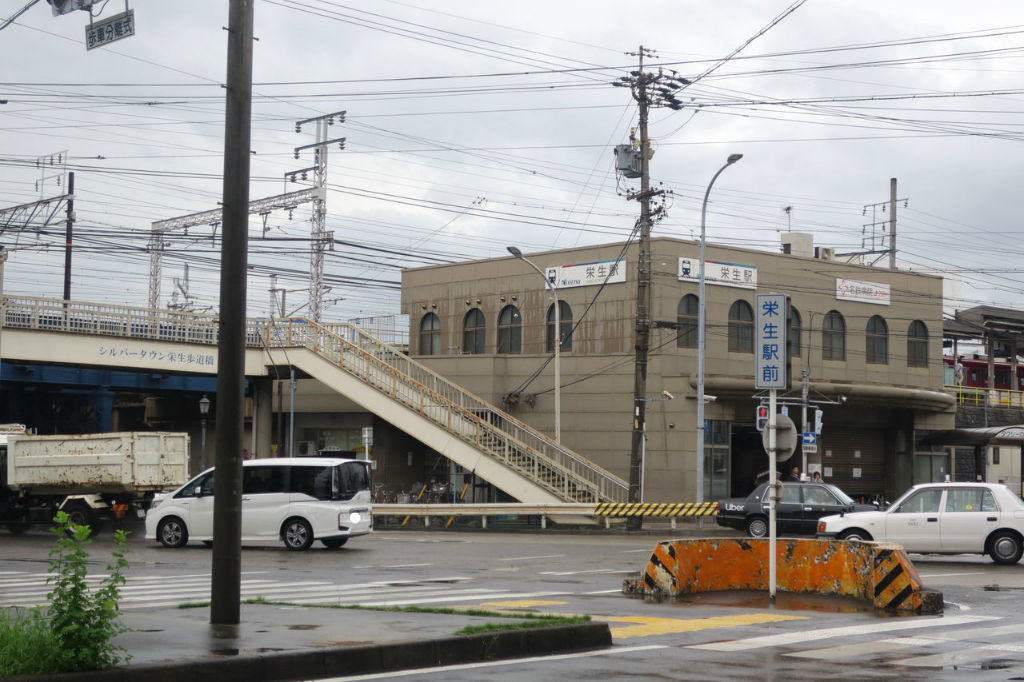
[198,394,211,472]
[507,246,560,442]
[696,153,743,503]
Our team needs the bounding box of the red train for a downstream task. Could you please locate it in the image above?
[944,355,1024,391]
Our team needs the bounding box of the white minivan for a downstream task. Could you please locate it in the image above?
[145,457,373,551]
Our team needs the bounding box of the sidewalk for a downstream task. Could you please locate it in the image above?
[7,603,611,682]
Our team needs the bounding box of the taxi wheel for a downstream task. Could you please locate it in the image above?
[746,516,768,538]
[839,529,872,542]
[989,531,1023,565]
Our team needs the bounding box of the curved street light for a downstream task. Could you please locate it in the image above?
[507,246,560,443]
[696,153,743,503]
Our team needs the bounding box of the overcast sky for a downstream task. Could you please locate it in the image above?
[1,1,1022,325]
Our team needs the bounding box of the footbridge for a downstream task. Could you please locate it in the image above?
[0,296,628,505]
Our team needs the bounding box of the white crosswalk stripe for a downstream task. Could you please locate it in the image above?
[688,615,1024,671]
[0,571,534,610]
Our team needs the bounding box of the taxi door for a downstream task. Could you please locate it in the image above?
[884,487,944,552]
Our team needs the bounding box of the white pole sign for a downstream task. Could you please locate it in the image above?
[755,293,788,390]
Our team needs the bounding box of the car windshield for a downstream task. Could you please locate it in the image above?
[824,484,855,505]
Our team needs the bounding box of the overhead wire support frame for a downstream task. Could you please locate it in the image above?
[147,187,321,309]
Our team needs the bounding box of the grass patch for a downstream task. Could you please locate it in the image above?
[0,607,63,676]
[455,615,590,636]
[179,596,590,635]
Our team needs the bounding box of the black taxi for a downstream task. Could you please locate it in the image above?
[716,481,878,538]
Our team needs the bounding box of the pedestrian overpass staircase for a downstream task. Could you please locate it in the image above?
[1,295,628,505]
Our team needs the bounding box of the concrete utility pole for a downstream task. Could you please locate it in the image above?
[210,0,254,628]
[615,47,690,528]
[62,172,74,301]
[838,178,906,267]
[627,47,653,530]
[889,177,897,271]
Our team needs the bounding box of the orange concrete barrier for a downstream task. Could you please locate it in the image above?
[623,538,942,614]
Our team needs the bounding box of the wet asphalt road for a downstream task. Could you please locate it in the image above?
[4,521,1024,680]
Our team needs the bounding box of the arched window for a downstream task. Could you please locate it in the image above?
[866,315,888,364]
[789,306,802,357]
[728,300,753,353]
[462,309,486,355]
[677,294,699,348]
[822,310,846,361]
[497,305,522,354]
[546,301,573,352]
[418,313,440,355]
[908,320,928,368]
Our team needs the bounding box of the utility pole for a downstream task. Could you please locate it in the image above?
[210,0,254,628]
[614,47,689,529]
[889,177,897,271]
[62,172,74,301]
[837,178,906,267]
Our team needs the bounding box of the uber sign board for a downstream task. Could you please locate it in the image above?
[755,293,789,390]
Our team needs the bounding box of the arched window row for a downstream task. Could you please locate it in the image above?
[418,303,575,356]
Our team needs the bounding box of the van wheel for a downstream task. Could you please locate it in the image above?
[283,518,314,551]
[157,517,189,548]
[321,537,348,549]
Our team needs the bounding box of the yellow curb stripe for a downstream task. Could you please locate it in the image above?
[602,613,808,639]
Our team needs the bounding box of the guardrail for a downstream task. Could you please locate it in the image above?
[372,502,719,529]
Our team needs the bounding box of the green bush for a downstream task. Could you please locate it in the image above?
[45,510,132,672]
[0,513,131,675]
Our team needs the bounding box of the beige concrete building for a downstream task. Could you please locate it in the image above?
[400,235,955,503]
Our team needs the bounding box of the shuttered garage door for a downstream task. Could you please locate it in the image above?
[819,425,885,500]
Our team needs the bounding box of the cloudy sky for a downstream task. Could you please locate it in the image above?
[1,1,1022,324]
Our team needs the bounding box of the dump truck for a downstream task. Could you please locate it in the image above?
[0,426,190,534]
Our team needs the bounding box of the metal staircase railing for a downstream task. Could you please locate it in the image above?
[1,295,628,503]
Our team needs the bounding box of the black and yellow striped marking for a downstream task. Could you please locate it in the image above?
[873,548,921,611]
[594,501,718,518]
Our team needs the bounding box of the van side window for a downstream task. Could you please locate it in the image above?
[243,466,286,495]
[289,465,334,500]
[338,461,370,501]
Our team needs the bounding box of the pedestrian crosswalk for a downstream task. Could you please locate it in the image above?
[0,570,567,611]
[687,614,1024,672]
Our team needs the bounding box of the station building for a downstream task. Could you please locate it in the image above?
[400,234,955,503]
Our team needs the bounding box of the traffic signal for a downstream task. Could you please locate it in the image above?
[47,0,95,16]
[755,405,770,432]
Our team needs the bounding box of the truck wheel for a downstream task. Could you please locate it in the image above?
[157,517,189,548]
[321,537,348,549]
[282,518,314,551]
[62,501,100,536]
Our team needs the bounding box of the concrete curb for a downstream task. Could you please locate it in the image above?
[6,622,612,682]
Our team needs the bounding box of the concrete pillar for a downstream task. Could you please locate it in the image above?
[253,376,273,458]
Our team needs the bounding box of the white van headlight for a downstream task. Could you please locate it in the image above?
[349,511,362,524]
